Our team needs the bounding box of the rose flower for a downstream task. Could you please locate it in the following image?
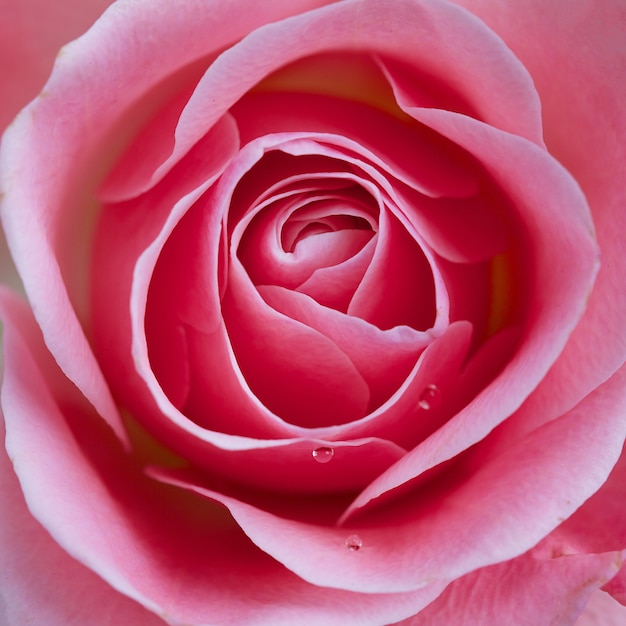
[1,1,626,624]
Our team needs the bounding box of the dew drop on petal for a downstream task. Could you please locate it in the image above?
[418,384,442,410]
[312,446,334,463]
[345,534,363,551]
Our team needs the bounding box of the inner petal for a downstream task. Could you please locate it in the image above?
[258,285,435,413]
[222,258,371,428]
[234,179,379,293]
[349,204,437,332]
[282,209,374,254]
[295,238,376,311]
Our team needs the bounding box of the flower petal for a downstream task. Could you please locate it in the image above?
[0,288,443,626]
[0,0,337,445]
[576,590,626,626]
[152,363,626,595]
[0,411,166,626]
[258,286,432,413]
[344,108,598,510]
[0,0,113,130]
[155,0,542,192]
[451,0,626,432]
[393,551,624,626]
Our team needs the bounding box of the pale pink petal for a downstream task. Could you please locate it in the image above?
[0,0,113,131]
[451,0,626,441]
[576,590,626,626]
[394,551,624,626]
[528,378,626,605]
[0,412,166,626]
[157,0,542,189]
[98,82,199,203]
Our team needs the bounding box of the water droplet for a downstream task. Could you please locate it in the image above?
[312,446,334,463]
[418,384,441,410]
[345,534,363,551]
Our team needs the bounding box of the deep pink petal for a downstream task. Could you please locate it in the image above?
[232,89,480,199]
[224,256,370,427]
[258,285,433,412]
[235,187,377,290]
[296,238,377,310]
[109,144,409,491]
[390,184,511,263]
[91,114,238,428]
[333,321,474,447]
[296,243,375,310]
[348,206,437,331]
[228,133,453,336]
[100,132,403,492]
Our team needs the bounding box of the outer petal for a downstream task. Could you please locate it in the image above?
[151,361,626,595]
[0,414,165,626]
[0,288,448,625]
[393,551,624,626]
[341,110,598,514]
[451,0,626,436]
[0,0,113,130]
[528,375,626,605]
[576,591,626,626]
[0,0,338,445]
[148,0,542,192]
[144,370,626,592]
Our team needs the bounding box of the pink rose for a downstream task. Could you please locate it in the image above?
[1,0,625,624]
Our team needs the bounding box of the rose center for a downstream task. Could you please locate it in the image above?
[282,213,374,255]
